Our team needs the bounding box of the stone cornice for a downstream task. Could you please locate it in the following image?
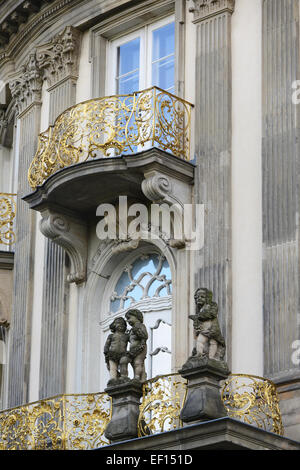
[8,52,43,115]
[0,1,56,48]
[0,0,82,67]
[36,26,81,88]
[188,0,235,22]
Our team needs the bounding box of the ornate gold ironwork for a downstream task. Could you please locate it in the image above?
[28,87,193,189]
[0,193,16,247]
[0,392,111,450]
[138,374,187,437]
[220,374,284,436]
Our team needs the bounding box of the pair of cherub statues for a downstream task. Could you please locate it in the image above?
[104,309,148,383]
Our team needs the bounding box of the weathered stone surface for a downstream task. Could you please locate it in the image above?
[104,379,143,443]
[99,417,300,450]
[179,357,229,423]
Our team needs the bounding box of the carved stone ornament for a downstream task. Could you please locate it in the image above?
[9,53,43,115]
[141,170,186,247]
[188,0,235,22]
[141,172,172,203]
[111,239,140,255]
[36,26,82,88]
[39,209,87,284]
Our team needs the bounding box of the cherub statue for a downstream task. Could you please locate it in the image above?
[125,309,148,382]
[104,317,129,381]
[189,288,225,361]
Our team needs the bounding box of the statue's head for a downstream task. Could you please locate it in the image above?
[125,308,144,326]
[194,288,213,307]
[109,317,127,333]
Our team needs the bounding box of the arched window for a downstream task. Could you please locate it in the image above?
[109,253,172,379]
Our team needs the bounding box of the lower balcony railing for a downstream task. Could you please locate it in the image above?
[0,373,283,450]
[0,193,16,249]
[28,86,193,189]
[0,392,112,450]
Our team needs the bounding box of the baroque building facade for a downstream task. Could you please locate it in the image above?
[0,0,300,448]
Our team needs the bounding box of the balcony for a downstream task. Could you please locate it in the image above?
[23,89,195,284]
[0,193,16,249]
[0,373,284,450]
[28,87,193,190]
[0,392,111,450]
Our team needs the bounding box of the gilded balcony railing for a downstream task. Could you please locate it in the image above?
[0,392,111,450]
[137,373,284,438]
[0,193,16,247]
[28,86,193,189]
[0,374,284,449]
[220,374,284,436]
[138,374,187,437]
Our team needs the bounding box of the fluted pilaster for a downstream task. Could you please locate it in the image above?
[262,0,300,380]
[7,54,42,407]
[191,0,234,364]
[36,26,82,399]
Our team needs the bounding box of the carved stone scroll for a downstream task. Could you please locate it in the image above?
[39,209,87,284]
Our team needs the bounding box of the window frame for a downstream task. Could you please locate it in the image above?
[106,14,175,96]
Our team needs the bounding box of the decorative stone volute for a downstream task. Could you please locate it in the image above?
[39,209,87,284]
[9,52,42,115]
[188,0,235,22]
[36,26,82,88]
[141,172,172,203]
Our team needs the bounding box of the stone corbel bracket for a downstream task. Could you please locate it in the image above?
[189,0,235,22]
[141,170,192,248]
[39,209,87,284]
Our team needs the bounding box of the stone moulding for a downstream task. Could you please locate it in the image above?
[39,209,87,284]
[0,0,82,64]
[188,0,235,22]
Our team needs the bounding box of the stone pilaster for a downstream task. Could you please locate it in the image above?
[262,0,300,380]
[190,0,235,364]
[36,26,82,399]
[7,53,42,407]
[262,0,300,440]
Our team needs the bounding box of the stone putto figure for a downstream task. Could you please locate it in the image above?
[189,288,225,361]
[104,317,129,381]
[104,309,148,384]
[125,309,148,382]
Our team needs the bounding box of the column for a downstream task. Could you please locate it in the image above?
[7,54,43,406]
[36,26,81,399]
[189,0,235,363]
